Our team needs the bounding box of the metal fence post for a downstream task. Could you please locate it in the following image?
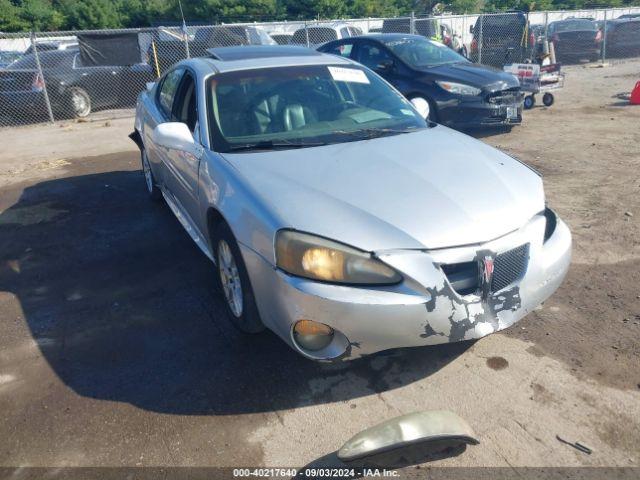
[305,20,310,48]
[410,11,415,35]
[478,15,483,65]
[30,32,55,124]
[601,10,607,64]
[182,21,190,59]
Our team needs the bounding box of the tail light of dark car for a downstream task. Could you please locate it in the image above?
[471,38,478,52]
[529,31,535,46]
[31,72,45,92]
[595,29,603,43]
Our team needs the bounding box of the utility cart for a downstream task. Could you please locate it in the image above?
[503,63,565,109]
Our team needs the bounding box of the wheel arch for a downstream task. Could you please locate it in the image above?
[206,206,229,249]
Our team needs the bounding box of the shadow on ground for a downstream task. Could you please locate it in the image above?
[0,165,472,416]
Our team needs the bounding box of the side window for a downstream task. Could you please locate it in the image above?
[340,27,350,38]
[157,68,184,118]
[324,42,354,58]
[357,43,393,71]
[172,73,197,133]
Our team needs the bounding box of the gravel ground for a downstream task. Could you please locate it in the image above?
[0,60,639,475]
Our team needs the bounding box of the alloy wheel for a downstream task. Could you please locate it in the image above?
[218,239,243,318]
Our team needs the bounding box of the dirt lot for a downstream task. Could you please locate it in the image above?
[0,61,639,475]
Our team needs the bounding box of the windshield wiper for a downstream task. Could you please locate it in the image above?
[225,140,328,152]
[334,126,420,140]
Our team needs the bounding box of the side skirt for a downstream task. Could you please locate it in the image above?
[161,188,214,262]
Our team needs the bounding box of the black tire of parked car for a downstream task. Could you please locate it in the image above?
[542,93,554,107]
[213,221,265,334]
[64,87,92,118]
[140,148,163,202]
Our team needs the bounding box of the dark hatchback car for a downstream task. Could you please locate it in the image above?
[546,19,602,62]
[602,19,640,57]
[0,49,153,121]
[318,34,523,129]
[469,12,535,67]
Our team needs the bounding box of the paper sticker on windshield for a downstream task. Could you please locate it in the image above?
[328,66,370,84]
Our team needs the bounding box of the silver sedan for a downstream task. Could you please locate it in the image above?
[131,46,571,361]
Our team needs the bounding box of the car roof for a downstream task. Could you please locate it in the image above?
[191,45,354,74]
[329,33,425,43]
[294,21,351,30]
[207,45,320,61]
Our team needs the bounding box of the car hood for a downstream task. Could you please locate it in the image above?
[420,62,520,92]
[222,126,544,252]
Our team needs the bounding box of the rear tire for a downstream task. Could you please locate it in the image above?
[542,93,554,107]
[65,87,92,118]
[213,222,265,334]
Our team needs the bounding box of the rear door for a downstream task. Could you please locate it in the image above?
[72,53,121,107]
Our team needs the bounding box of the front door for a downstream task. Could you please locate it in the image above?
[354,41,402,88]
[164,71,203,222]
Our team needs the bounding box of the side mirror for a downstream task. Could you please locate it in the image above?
[469,24,474,34]
[338,410,478,466]
[152,122,195,151]
[376,59,394,73]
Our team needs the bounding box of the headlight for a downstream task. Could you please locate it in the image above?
[275,230,402,285]
[436,81,481,96]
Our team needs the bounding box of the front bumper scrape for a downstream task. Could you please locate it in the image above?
[241,213,571,361]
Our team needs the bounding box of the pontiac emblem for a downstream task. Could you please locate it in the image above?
[479,255,495,300]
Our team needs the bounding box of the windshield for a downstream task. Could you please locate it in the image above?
[208,64,427,152]
[9,52,70,70]
[384,37,468,68]
[291,28,338,45]
[550,20,597,32]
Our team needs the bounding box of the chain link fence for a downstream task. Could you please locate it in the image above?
[1,7,639,128]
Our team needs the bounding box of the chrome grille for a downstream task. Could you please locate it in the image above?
[487,88,523,105]
[492,244,530,292]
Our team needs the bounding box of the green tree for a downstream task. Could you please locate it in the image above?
[447,0,481,13]
[118,0,171,28]
[349,0,401,17]
[12,0,64,30]
[57,0,122,30]
[0,0,30,31]
[181,0,278,22]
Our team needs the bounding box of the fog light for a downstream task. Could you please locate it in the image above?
[293,320,334,351]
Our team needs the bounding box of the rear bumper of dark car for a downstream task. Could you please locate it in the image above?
[0,90,50,113]
[436,92,524,128]
[554,43,601,59]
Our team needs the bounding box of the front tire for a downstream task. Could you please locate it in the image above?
[213,222,265,334]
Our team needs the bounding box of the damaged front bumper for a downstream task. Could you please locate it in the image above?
[241,211,571,361]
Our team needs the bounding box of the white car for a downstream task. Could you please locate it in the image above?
[290,22,363,47]
[131,45,571,361]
